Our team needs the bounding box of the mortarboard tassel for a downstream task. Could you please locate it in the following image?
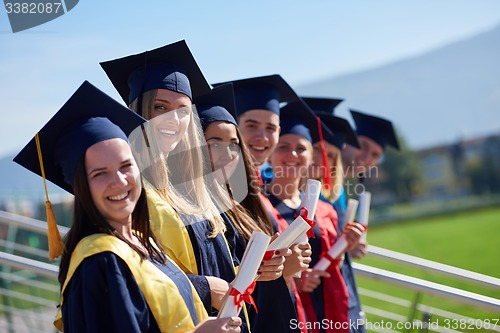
[316,116,332,190]
[35,132,64,260]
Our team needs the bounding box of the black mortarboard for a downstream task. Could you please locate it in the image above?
[100,40,211,105]
[213,74,298,116]
[350,109,400,150]
[279,99,333,143]
[312,112,360,150]
[13,81,147,194]
[302,96,359,149]
[302,97,344,114]
[193,83,237,131]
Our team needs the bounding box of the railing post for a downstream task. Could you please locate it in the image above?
[406,292,422,333]
[1,222,18,333]
[419,312,431,333]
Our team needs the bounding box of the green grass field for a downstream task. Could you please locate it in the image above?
[355,206,500,332]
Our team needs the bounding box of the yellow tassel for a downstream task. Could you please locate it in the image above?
[35,132,65,260]
[46,200,64,260]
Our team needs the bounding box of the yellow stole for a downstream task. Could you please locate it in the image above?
[145,182,199,274]
[54,234,207,333]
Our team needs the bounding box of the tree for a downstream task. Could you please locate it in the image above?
[378,134,422,202]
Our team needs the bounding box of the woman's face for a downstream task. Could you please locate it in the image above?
[85,138,141,228]
[269,134,312,180]
[149,89,192,154]
[311,141,339,179]
[204,121,241,182]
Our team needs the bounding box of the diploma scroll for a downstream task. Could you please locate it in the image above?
[266,216,311,255]
[313,199,359,272]
[357,191,371,241]
[295,179,322,244]
[218,231,271,318]
[314,235,349,271]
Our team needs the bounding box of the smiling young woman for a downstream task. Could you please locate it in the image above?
[14,81,241,333]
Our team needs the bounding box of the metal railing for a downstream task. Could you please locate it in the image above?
[366,245,500,290]
[1,209,499,333]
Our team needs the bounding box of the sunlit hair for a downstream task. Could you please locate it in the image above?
[206,126,274,242]
[129,90,226,237]
[58,155,166,286]
[321,145,344,202]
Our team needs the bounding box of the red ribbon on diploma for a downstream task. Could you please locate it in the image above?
[343,222,368,246]
[319,252,341,266]
[229,281,258,313]
[294,207,316,238]
[263,250,274,260]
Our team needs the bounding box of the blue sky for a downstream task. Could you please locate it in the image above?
[1,0,500,157]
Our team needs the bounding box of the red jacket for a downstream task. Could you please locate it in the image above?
[299,200,349,333]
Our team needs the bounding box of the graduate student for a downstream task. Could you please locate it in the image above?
[13,81,242,333]
[213,75,312,333]
[302,97,366,333]
[303,97,362,224]
[266,99,360,333]
[341,110,401,253]
[101,41,287,329]
[195,83,307,333]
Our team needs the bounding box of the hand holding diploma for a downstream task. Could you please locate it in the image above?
[218,232,271,318]
[256,233,289,282]
[313,199,359,271]
[264,215,312,258]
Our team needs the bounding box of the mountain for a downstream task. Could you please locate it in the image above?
[297,24,500,149]
[0,153,69,202]
[1,26,500,196]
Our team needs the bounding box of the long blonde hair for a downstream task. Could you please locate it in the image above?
[321,145,344,202]
[129,90,226,237]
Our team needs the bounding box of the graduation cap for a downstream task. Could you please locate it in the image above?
[193,83,237,130]
[350,109,400,150]
[213,74,298,116]
[280,99,334,188]
[13,81,146,260]
[302,96,359,149]
[100,40,211,106]
[312,112,360,150]
[302,97,344,114]
[14,80,147,194]
[279,99,333,143]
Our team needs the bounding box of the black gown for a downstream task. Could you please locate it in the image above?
[62,252,200,333]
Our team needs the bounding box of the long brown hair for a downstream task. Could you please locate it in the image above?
[58,157,166,286]
[208,127,274,242]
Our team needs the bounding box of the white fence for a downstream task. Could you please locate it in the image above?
[1,210,499,333]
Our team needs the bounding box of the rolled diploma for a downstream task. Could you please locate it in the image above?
[266,216,311,253]
[295,179,322,244]
[345,199,359,225]
[313,199,359,271]
[218,231,271,318]
[357,191,371,241]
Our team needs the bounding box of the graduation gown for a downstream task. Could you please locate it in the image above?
[330,190,366,333]
[55,234,207,333]
[263,193,312,333]
[146,182,237,280]
[225,207,302,333]
[298,200,349,333]
[146,183,257,332]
